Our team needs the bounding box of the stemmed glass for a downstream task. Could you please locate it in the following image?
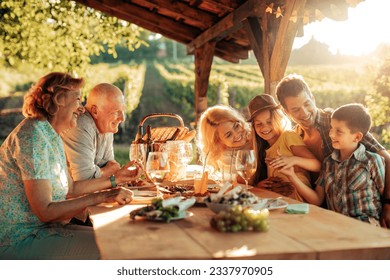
[183,143,194,165]
[129,143,147,166]
[235,149,257,190]
[145,152,170,187]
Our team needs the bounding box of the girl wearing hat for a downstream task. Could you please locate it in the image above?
[248,94,321,201]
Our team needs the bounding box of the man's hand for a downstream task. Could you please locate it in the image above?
[115,161,143,184]
[101,160,121,177]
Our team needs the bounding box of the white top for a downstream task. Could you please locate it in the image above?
[61,111,115,180]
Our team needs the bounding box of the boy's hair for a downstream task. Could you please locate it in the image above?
[275,73,312,108]
[331,103,371,135]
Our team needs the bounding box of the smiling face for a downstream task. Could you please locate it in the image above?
[252,110,280,145]
[54,90,85,133]
[87,84,126,134]
[216,121,248,148]
[283,90,317,130]
[94,94,125,134]
[329,118,361,153]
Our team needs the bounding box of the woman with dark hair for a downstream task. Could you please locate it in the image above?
[0,72,141,259]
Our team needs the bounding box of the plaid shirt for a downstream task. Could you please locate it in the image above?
[296,108,385,158]
[316,144,385,222]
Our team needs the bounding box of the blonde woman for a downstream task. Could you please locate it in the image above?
[197,105,252,175]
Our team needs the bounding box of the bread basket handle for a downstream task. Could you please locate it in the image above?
[139,113,185,127]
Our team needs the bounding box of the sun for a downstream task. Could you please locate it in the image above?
[293,0,390,56]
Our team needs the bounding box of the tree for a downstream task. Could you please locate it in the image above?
[0,0,145,74]
[365,44,390,147]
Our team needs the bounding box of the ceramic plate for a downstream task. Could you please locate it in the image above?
[132,191,163,204]
[126,183,155,190]
[144,211,193,222]
[266,199,288,210]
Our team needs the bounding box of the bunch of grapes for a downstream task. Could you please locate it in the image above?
[210,205,270,233]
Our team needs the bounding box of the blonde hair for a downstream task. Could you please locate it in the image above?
[197,105,250,170]
[23,72,84,120]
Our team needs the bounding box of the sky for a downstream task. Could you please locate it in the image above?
[293,0,390,56]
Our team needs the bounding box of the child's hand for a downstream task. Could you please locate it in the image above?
[256,177,282,188]
[278,166,296,178]
[269,155,297,170]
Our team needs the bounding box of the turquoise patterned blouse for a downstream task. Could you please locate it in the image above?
[0,118,72,247]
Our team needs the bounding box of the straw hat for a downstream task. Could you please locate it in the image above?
[247,94,281,121]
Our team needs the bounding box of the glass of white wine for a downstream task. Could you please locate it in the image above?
[145,152,170,187]
[235,149,257,190]
[129,143,147,166]
[183,143,194,165]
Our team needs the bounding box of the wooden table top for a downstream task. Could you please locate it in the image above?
[88,188,390,260]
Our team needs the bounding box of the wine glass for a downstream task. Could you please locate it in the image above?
[129,143,147,166]
[183,143,194,165]
[235,149,257,190]
[145,152,170,187]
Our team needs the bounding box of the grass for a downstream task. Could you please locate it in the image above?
[114,143,130,166]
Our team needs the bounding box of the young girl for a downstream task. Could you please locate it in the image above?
[248,94,321,201]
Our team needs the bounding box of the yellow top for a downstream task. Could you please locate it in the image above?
[266,131,311,186]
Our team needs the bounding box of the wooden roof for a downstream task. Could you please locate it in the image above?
[75,0,362,121]
[75,0,359,63]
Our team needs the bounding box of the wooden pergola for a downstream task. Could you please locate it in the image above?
[75,0,362,122]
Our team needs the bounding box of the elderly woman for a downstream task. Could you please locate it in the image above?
[197,105,252,176]
[0,72,141,259]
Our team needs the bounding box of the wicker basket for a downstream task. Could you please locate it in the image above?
[136,113,189,144]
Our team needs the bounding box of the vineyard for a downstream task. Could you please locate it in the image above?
[155,61,375,120]
[0,60,385,148]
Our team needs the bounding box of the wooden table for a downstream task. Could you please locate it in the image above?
[88,188,390,260]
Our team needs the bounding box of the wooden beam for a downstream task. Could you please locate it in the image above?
[75,0,200,43]
[262,10,272,95]
[188,0,235,15]
[243,17,265,84]
[187,0,265,53]
[216,41,249,59]
[131,0,217,30]
[214,51,240,63]
[245,0,306,95]
[269,0,306,94]
[194,41,216,123]
[307,1,349,21]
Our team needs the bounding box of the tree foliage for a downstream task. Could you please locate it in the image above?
[365,44,390,147]
[0,0,145,74]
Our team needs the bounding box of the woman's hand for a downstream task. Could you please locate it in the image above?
[104,187,134,205]
[268,155,297,170]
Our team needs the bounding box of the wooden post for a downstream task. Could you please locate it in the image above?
[194,41,216,125]
[269,0,306,95]
[245,0,306,96]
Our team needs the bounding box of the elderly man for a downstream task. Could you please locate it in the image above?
[275,73,390,228]
[62,83,130,183]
